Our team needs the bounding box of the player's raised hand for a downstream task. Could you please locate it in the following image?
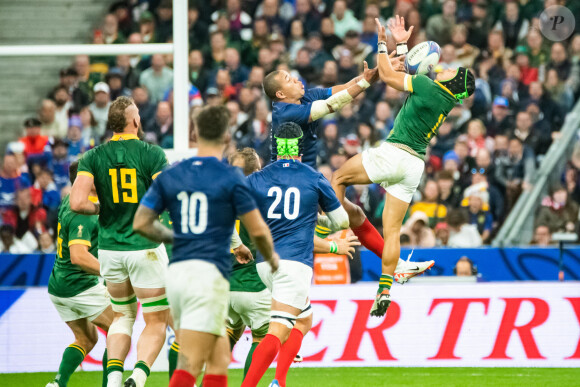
[375,18,387,42]
[334,235,361,259]
[388,14,414,44]
[363,61,379,84]
[268,252,280,272]
[233,244,253,264]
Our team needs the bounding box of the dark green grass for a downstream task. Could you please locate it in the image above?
[1,368,579,387]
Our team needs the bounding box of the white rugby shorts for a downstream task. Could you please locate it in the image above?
[227,288,271,334]
[99,244,168,288]
[256,260,312,316]
[49,283,110,322]
[166,260,229,336]
[361,142,425,203]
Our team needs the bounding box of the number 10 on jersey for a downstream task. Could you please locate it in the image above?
[177,191,208,234]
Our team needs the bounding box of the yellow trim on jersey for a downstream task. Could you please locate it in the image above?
[434,81,456,99]
[110,133,139,141]
[88,196,99,203]
[69,239,91,247]
[77,171,94,178]
[406,76,414,93]
[152,171,162,180]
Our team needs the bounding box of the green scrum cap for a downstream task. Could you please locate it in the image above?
[274,122,303,158]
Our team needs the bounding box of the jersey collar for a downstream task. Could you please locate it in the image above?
[110,133,139,141]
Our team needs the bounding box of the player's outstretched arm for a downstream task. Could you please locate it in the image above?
[239,209,279,272]
[70,244,100,275]
[133,205,174,244]
[70,175,100,215]
[313,235,361,259]
[375,18,407,92]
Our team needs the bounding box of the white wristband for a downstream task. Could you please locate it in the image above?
[396,43,408,56]
[378,41,387,54]
[357,78,371,89]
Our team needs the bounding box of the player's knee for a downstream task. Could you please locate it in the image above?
[109,294,138,337]
[296,313,313,334]
[269,311,296,342]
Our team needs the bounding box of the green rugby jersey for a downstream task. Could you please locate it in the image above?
[48,195,99,298]
[386,74,457,157]
[230,220,267,293]
[78,133,168,251]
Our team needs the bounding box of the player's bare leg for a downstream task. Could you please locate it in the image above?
[370,193,409,317]
[48,307,113,387]
[105,279,135,387]
[203,335,230,386]
[170,329,218,385]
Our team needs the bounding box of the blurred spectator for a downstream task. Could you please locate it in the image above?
[50,67,90,111]
[139,54,174,103]
[65,116,89,160]
[38,99,59,137]
[495,137,535,211]
[535,185,579,234]
[214,0,252,39]
[139,11,157,43]
[2,188,46,251]
[106,68,132,100]
[465,119,493,158]
[188,5,209,49]
[155,0,174,43]
[132,87,156,126]
[332,30,372,70]
[463,185,493,243]
[447,209,482,247]
[437,170,462,209]
[330,0,360,39]
[361,16,378,51]
[548,42,572,82]
[74,54,102,101]
[410,180,447,228]
[189,50,210,93]
[466,0,492,49]
[50,139,70,191]
[256,0,286,34]
[435,222,450,246]
[525,29,548,68]
[288,20,306,62]
[79,106,99,147]
[292,0,321,35]
[0,225,35,254]
[400,211,436,247]
[321,17,343,53]
[103,13,125,44]
[532,225,553,246]
[89,82,111,139]
[451,24,479,68]
[31,168,60,229]
[126,32,152,71]
[0,154,31,209]
[431,120,457,159]
[214,68,238,102]
[51,85,73,139]
[357,122,380,152]
[454,256,477,276]
[426,0,456,46]
[236,99,271,163]
[19,118,51,167]
[145,101,173,148]
[513,110,547,156]
[527,81,563,132]
[493,0,529,49]
[38,231,56,254]
[114,55,140,90]
[342,134,360,159]
[319,121,340,165]
[486,96,514,137]
[545,68,575,112]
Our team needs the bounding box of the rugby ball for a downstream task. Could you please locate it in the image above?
[404,41,441,75]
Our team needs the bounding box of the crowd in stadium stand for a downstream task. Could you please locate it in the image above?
[1,0,580,254]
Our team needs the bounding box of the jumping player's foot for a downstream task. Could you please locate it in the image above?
[370,289,391,317]
[268,380,281,387]
[123,378,136,387]
[293,354,303,363]
[394,250,434,284]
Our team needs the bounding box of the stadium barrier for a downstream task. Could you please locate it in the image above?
[2,246,579,286]
[1,283,579,372]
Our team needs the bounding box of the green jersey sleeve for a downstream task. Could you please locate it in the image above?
[409,74,438,96]
[148,146,168,179]
[67,214,97,248]
[77,148,97,178]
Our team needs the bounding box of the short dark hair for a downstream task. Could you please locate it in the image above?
[69,161,79,185]
[263,71,281,101]
[195,105,230,142]
[107,96,134,133]
[229,148,260,176]
[447,209,467,228]
[23,117,42,128]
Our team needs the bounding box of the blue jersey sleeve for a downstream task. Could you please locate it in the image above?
[140,177,166,214]
[317,174,341,213]
[277,102,311,125]
[304,87,331,101]
[231,169,258,217]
